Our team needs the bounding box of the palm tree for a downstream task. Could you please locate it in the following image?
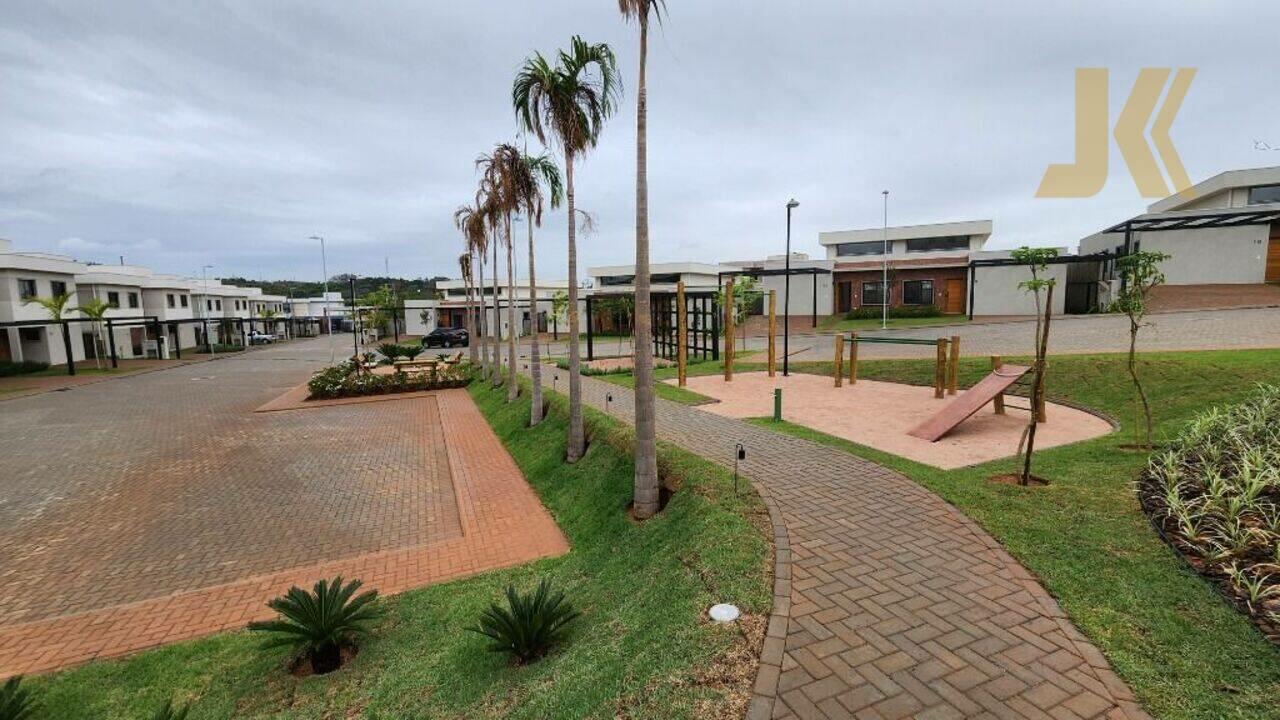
[516,151,563,425]
[457,252,477,364]
[73,296,111,370]
[619,0,665,518]
[477,188,505,387]
[23,292,74,370]
[477,144,527,402]
[456,203,490,374]
[514,35,621,462]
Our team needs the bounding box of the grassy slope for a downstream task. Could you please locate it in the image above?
[31,382,770,719]
[747,350,1280,719]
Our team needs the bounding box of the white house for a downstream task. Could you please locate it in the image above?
[0,241,88,365]
[423,278,579,340]
[720,253,835,320]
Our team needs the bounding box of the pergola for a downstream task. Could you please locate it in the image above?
[717,266,830,330]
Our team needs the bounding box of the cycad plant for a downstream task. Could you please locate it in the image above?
[247,576,381,674]
[0,676,36,720]
[470,579,580,664]
[150,699,191,720]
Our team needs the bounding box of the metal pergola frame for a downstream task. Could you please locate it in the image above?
[717,267,830,330]
[965,252,1116,320]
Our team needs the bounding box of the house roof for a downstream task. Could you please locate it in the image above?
[819,220,992,245]
[1147,165,1280,213]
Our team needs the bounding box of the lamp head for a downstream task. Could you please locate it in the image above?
[786,199,799,209]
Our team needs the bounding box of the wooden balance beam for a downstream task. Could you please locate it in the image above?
[907,364,1031,442]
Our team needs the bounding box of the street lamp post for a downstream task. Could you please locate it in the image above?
[310,235,334,363]
[784,198,799,376]
[201,264,215,356]
[881,190,889,330]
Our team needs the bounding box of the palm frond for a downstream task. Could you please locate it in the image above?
[0,676,36,720]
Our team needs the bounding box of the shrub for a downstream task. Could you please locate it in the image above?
[0,361,49,377]
[150,699,190,720]
[470,579,580,664]
[1139,384,1280,640]
[843,305,941,320]
[248,576,381,674]
[0,676,36,720]
[377,342,406,360]
[306,360,470,400]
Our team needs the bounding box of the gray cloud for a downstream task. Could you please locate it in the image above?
[2,0,1277,283]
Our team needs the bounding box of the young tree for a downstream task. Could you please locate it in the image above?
[1010,246,1058,486]
[1111,250,1170,448]
[73,296,111,370]
[715,276,763,350]
[514,36,621,463]
[551,289,569,342]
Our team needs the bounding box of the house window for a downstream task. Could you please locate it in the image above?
[128,292,139,308]
[51,280,68,297]
[107,291,120,308]
[206,299,213,311]
[836,241,885,257]
[17,278,37,300]
[216,299,222,311]
[1247,184,1280,205]
[180,295,189,308]
[861,281,888,306]
[905,235,969,253]
[902,280,934,306]
[167,293,176,308]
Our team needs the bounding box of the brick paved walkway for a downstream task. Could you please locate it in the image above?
[0,340,566,676]
[534,364,1148,719]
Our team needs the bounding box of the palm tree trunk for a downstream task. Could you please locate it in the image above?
[565,151,585,462]
[492,231,502,386]
[505,213,518,401]
[528,215,544,425]
[478,254,490,374]
[467,259,479,364]
[632,17,659,519]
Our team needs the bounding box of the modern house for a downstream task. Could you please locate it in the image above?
[720,253,834,321]
[0,241,88,365]
[819,220,993,317]
[419,279,579,340]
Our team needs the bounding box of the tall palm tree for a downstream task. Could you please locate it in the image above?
[23,292,74,368]
[477,188,504,387]
[619,0,665,518]
[457,252,477,364]
[477,144,527,401]
[516,151,563,425]
[456,203,490,374]
[73,296,111,370]
[514,35,620,462]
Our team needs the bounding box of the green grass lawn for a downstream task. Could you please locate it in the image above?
[28,381,771,719]
[746,349,1280,719]
[817,314,966,332]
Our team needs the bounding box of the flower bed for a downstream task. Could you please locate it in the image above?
[307,359,470,400]
[1138,384,1280,643]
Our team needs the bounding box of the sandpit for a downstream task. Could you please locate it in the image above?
[674,371,1112,469]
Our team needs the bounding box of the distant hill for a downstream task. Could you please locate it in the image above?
[220,275,449,301]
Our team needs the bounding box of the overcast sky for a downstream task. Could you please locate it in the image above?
[2,1,1278,283]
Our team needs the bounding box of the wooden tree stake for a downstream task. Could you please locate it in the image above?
[848,332,858,384]
[833,333,844,387]
[934,339,946,398]
[948,335,960,395]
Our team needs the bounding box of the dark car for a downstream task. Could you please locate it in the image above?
[423,326,469,348]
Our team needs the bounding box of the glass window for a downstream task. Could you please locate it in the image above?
[1247,184,1280,205]
[836,241,885,257]
[107,291,120,308]
[216,299,222,310]
[861,281,888,305]
[902,280,934,306]
[905,235,969,253]
[51,280,68,297]
[599,274,634,286]
[128,292,139,308]
[206,299,213,311]
[167,293,175,308]
[180,295,188,308]
[18,278,37,299]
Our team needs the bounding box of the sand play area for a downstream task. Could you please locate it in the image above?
[675,371,1112,469]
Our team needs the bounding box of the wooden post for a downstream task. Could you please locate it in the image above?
[1036,362,1048,423]
[948,335,960,395]
[990,356,1006,414]
[833,333,844,387]
[934,339,946,398]
[677,281,688,387]
[767,289,777,377]
[847,332,858,384]
[723,279,735,382]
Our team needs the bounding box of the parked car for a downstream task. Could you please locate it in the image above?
[423,327,468,348]
[247,330,276,345]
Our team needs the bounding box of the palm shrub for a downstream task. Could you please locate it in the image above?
[247,577,381,674]
[377,342,405,361]
[150,699,190,720]
[470,579,580,664]
[0,676,36,720]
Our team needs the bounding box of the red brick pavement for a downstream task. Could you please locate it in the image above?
[0,388,567,677]
[533,364,1150,720]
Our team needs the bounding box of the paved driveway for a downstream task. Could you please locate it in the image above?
[0,338,567,675]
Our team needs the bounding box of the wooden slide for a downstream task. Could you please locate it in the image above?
[907,365,1031,442]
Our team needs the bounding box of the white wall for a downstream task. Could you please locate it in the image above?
[970,264,1068,317]
[1081,224,1269,285]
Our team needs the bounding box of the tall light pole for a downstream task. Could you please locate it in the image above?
[784,198,799,376]
[201,264,215,356]
[881,190,890,330]
[310,235,334,362]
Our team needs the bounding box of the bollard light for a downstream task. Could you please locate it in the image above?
[733,443,746,494]
[606,392,613,414]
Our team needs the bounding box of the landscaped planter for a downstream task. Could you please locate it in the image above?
[307,359,471,400]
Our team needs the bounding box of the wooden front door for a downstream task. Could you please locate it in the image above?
[1267,224,1280,282]
[943,278,965,314]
